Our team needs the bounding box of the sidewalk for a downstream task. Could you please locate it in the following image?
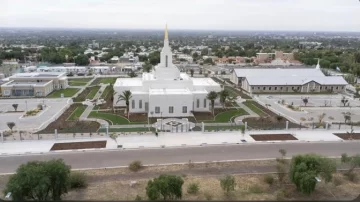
[0,129,357,155]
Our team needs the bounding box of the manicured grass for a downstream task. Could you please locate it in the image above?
[100,85,111,99]
[204,109,248,123]
[91,77,117,85]
[67,105,87,120]
[86,86,101,99]
[89,111,129,125]
[224,86,252,99]
[68,78,92,86]
[47,88,80,98]
[205,125,245,131]
[98,127,155,133]
[243,101,267,116]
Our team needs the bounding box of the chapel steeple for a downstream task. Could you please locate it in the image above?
[165,24,168,40]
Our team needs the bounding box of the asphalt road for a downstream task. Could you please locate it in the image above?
[1,142,360,174]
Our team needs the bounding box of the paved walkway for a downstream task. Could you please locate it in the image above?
[0,129,358,155]
[79,84,109,127]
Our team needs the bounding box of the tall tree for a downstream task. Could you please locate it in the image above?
[7,122,15,131]
[190,69,194,77]
[75,54,89,66]
[206,91,218,115]
[4,159,71,201]
[128,70,137,78]
[146,174,184,200]
[12,104,18,111]
[218,90,230,108]
[117,90,132,119]
[289,154,336,195]
[143,63,153,73]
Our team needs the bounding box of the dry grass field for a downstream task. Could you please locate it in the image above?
[1,160,359,201]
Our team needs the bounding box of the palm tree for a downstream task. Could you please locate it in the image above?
[207,91,218,115]
[218,90,230,108]
[117,90,132,119]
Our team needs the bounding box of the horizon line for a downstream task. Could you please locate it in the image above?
[0,26,360,33]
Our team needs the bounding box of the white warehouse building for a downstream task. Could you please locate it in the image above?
[113,25,221,118]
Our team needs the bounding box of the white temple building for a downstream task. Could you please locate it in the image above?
[114,25,221,118]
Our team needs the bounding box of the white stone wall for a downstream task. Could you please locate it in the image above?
[148,93,193,117]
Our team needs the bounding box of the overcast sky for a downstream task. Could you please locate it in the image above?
[1,0,360,31]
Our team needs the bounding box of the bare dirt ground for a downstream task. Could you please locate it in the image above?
[0,160,359,201]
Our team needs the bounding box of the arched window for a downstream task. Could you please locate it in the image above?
[165,55,168,67]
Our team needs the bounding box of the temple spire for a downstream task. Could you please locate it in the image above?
[316,58,320,69]
[164,24,168,40]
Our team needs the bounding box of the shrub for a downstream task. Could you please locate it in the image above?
[263,174,274,185]
[248,185,263,194]
[129,160,143,172]
[219,175,236,193]
[187,183,199,194]
[135,195,142,201]
[69,172,88,189]
[332,176,343,186]
[204,191,213,201]
[344,172,358,182]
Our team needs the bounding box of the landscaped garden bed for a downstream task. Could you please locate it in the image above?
[242,100,303,129]
[68,78,93,86]
[224,86,252,99]
[90,77,118,85]
[193,108,248,123]
[36,104,100,134]
[73,86,100,102]
[89,111,148,125]
[97,85,114,109]
[47,88,80,98]
[98,127,156,133]
[50,141,106,151]
[333,133,360,140]
[250,134,298,141]
[67,105,87,120]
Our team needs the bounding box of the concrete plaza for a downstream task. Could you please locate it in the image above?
[256,94,360,123]
[0,98,71,131]
[0,129,357,155]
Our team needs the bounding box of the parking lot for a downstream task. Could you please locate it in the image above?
[0,98,70,131]
[256,94,360,124]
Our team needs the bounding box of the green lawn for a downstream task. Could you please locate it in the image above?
[224,86,252,99]
[47,88,80,98]
[204,109,248,123]
[68,78,93,86]
[100,85,111,99]
[67,105,87,120]
[86,86,101,99]
[98,127,155,133]
[205,125,244,131]
[243,101,267,116]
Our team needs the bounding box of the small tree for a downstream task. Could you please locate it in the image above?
[302,97,309,106]
[7,122,15,131]
[289,154,336,195]
[318,113,326,124]
[146,174,184,200]
[342,112,351,123]
[12,104,18,111]
[276,149,288,184]
[341,96,349,107]
[341,153,360,176]
[190,69,194,77]
[129,160,143,172]
[128,70,137,78]
[219,175,236,194]
[4,159,71,201]
[109,133,118,143]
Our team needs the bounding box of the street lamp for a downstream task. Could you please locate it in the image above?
[160,112,163,131]
[25,100,28,112]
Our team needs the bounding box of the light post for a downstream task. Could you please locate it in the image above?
[25,100,28,112]
[160,112,163,131]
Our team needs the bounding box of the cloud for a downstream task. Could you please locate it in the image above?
[1,0,359,31]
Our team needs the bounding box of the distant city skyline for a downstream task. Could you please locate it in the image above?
[1,0,360,32]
